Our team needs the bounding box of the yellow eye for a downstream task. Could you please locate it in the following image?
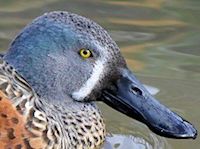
[79,49,92,59]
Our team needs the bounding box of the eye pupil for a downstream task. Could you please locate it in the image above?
[83,50,88,55]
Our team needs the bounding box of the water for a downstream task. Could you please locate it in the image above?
[0,0,199,148]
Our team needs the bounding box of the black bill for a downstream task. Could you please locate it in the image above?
[102,68,197,139]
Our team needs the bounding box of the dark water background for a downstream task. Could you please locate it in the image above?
[0,0,199,148]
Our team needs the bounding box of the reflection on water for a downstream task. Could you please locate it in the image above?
[106,0,165,9]
[104,134,158,149]
[0,0,200,149]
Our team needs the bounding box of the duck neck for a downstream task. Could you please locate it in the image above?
[0,60,106,148]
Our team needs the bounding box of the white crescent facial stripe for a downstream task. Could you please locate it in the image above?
[72,59,104,101]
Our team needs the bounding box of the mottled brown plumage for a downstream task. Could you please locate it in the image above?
[0,91,30,149]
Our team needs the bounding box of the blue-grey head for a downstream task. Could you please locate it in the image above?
[4,11,197,139]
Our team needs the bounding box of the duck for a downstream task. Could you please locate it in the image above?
[0,11,197,149]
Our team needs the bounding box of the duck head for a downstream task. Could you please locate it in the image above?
[4,11,197,139]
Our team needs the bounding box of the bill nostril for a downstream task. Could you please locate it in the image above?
[130,86,143,96]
